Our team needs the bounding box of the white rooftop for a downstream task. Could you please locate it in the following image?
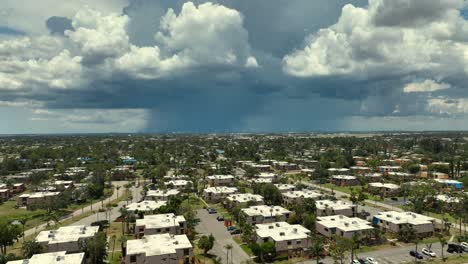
[274,184,295,191]
[207,175,234,180]
[136,213,185,229]
[255,222,310,241]
[242,205,290,217]
[374,211,435,225]
[368,182,400,189]
[146,189,180,198]
[126,233,192,257]
[36,225,99,245]
[126,200,167,212]
[283,190,322,200]
[317,215,373,232]
[332,175,357,180]
[7,251,85,264]
[19,192,60,199]
[255,173,277,178]
[204,186,237,194]
[315,199,355,210]
[226,193,263,203]
[165,180,190,187]
[249,178,272,184]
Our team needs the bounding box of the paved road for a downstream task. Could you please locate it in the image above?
[196,209,250,264]
[23,181,140,237]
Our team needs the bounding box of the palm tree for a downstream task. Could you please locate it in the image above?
[309,235,324,264]
[224,244,233,264]
[110,235,117,259]
[18,217,29,242]
[116,186,121,198]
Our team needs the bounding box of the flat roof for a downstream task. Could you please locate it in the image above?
[316,199,355,210]
[126,200,167,212]
[204,186,238,194]
[317,215,373,232]
[374,211,435,225]
[7,251,85,264]
[283,190,321,200]
[36,225,99,244]
[274,184,295,190]
[255,222,310,241]
[146,189,180,197]
[332,175,357,180]
[226,193,263,203]
[368,182,400,189]
[19,192,61,199]
[207,175,234,180]
[136,213,185,229]
[242,205,290,217]
[126,234,192,257]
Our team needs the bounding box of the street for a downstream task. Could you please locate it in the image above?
[196,209,251,264]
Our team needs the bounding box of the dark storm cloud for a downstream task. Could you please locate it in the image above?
[46,16,73,35]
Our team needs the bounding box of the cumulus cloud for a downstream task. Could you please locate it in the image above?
[283,0,468,79]
[403,80,451,93]
[427,97,468,115]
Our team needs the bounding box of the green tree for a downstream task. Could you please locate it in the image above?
[398,224,417,243]
[80,232,107,264]
[21,241,43,258]
[329,236,352,264]
[309,235,324,264]
[198,234,215,263]
[0,221,21,255]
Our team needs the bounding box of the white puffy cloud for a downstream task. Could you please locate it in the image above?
[427,97,468,115]
[403,80,451,93]
[283,0,468,79]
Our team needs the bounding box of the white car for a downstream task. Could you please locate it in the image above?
[365,257,379,264]
[461,242,468,251]
[422,248,436,257]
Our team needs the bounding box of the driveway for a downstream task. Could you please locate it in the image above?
[196,209,250,264]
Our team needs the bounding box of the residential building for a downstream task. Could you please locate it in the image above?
[203,186,237,203]
[241,205,291,225]
[36,225,99,253]
[274,184,295,193]
[145,189,180,201]
[434,179,463,190]
[367,182,400,196]
[316,215,373,239]
[255,222,310,254]
[135,214,186,239]
[126,201,167,214]
[373,211,435,237]
[282,190,322,207]
[17,191,60,207]
[226,193,264,207]
[7,251,85,264]
[315,200,357,217]
[0,188,10,201]
[206,175,234,186]
[331,175,359,186]
[124,234,193,264]
[165,180,191,189]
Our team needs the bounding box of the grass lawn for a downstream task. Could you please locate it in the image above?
[232,236,253,256]
[181,196,205,210]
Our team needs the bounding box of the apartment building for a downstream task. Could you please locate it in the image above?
[203,186,237,203]
[145,189,180,201]
[255,222,310,254]
[125,234,193,264]
[241,205,291,225]
[17,191,60,207]
[254,172,278,182]
[282,190,322,207]
[367,182,400,196]
[274,184,295,193]
[0,188,10,201]
[248,178,272,185]
[226,193,264,207]
[206,175,235,186]
[165,180,191,189]
[36,225,99,253]
[327,168,350,175]
[331,175,359,186]
[7,251,85,264]
[316,215,373,239]
[135,214,186,239]
[126,201,167,214]
[373,211,435,237]
[315,199,357,217]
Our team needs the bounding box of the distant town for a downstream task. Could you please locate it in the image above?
[0,133,466,264]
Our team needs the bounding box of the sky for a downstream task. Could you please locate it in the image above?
[2,0,468,133]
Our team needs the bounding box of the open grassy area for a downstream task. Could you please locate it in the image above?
[233,236,253,256]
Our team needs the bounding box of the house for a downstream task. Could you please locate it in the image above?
[135,214,186,239]
[145,189,180,201]
[273,161,298,171]
[367,183,400,196]
[373,211,435,237]
[17,192,61,207]
[315,200,357,217]
[54,180,74,191]
[331,175,359,186]
[124,234,193,264]
[434,179,463,190]
[0,188,10,201]
[327,168,350,175]
[316,215,373,239]
[36,225,99,253]
[350,166,371,175]
[126,201,167,214]
[254,172,278,182]
[274,184,295,193]
[241,205,291,225]
[7,251,85,264]
[11,183,25,193]
[255,222,310,254]
[282,190,322,207]
[203,186,237,203]
[378,166,401,174]
[165,180,191,189]
[226,193,264,207]
[248,178,272,185]
[206,175,234,186]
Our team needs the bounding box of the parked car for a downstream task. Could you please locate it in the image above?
[422,248,436,257]
[230,229,241,235]
[365,257,378,264]
[216,215,224,221]
[207,208,217,214]
[390,197,398,201]
[409,250,424,259]
[447,243,464,253]
[227,226,237,231]
[460,242,468,252]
